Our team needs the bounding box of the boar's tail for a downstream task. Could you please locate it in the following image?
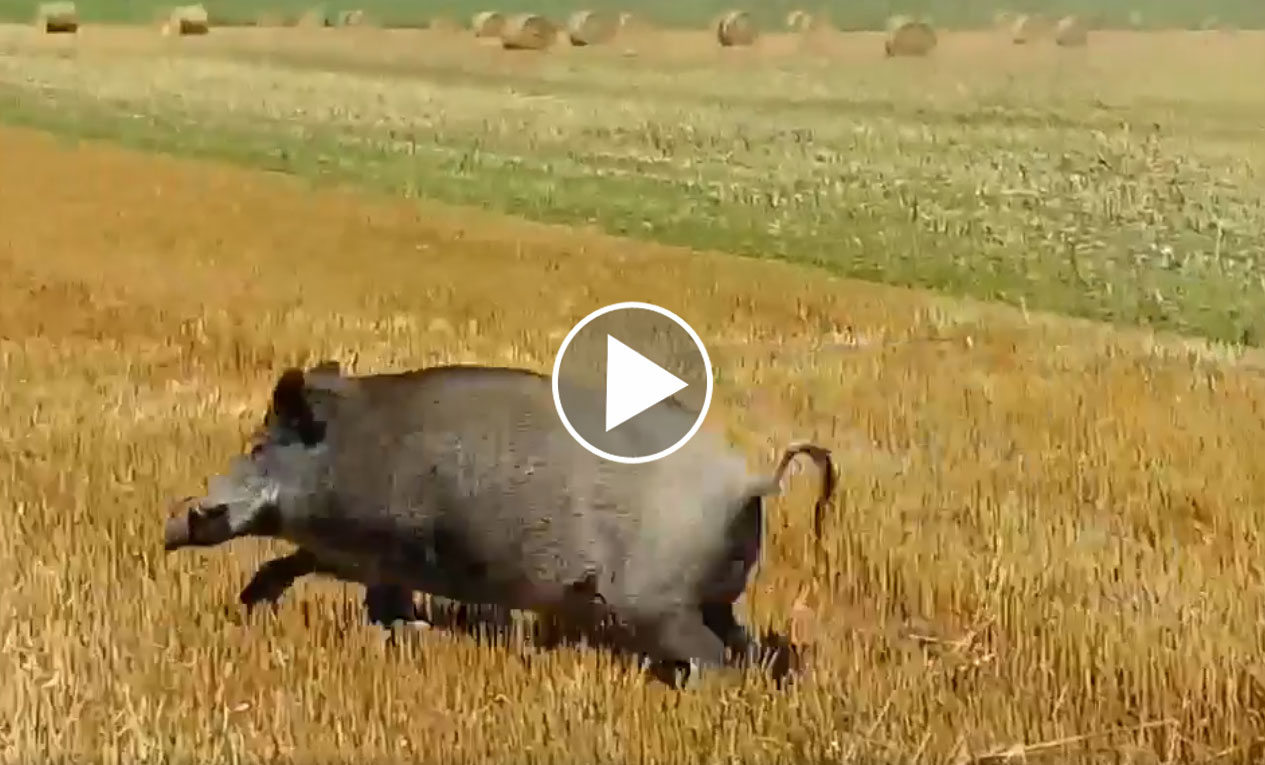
[751,442,837,542]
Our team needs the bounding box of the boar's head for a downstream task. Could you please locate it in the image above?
[163,362,347,552]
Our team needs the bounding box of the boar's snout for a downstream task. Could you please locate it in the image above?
[163,495,197,551]
[163,497,231,551]
[164,512,192,551]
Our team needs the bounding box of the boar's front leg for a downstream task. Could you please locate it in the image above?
[238,549,322,613]
[239,549,425,629]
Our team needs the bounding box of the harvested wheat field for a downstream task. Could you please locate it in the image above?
[2,116,1265,761]
[2,17,1265,763]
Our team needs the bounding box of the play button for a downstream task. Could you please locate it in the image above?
[605,336,689,431]
[552,302,713,464]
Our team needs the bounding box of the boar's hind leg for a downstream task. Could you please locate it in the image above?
[700,602,754,661]
[702,601,800,683]
[239,549,321,613]
[637,609,727,687]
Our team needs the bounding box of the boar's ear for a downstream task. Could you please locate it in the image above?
[305,359,356,397]
[270,368,326,446]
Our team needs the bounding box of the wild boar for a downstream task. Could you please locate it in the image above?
[163,361,835,681]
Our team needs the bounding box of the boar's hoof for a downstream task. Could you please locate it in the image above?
[668,659,704,690]
[642,657,703,689]
[766,645,803,688]
[678,658,703,689]
[239,580,287,614]
[748,631,803,687]
[393,618,432,631]
[382,619,432,650]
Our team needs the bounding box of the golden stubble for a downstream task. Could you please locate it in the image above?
[0,41,1263,759]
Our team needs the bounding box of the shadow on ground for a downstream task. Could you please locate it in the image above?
[387,596,807,689]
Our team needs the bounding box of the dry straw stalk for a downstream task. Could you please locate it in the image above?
[716,9,757,47]
[501,13,556,50]
[34,1,77,33]
[566,10,618,46]
[1053,15,1087,47]
[885,16,936,57]
[472,10,505,37]
[164,4,209,36]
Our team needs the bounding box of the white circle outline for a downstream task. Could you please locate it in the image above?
[551,301,714,465]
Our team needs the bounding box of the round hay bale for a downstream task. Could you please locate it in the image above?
[785,9,810,31]
[501,13,555,50]
[472,10,505,37]
[716,9,756,47]
[796,9,834,40]
[1053,14,1087,46]
[884,17,936,57]
[1009,13,1048,44]
[166,4,209,35]
[34,1,78,33]
[296,7,331,27]
[336,9,365,26]
[566,9,617,45]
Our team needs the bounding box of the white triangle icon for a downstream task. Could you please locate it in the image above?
[605,335,689,432]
